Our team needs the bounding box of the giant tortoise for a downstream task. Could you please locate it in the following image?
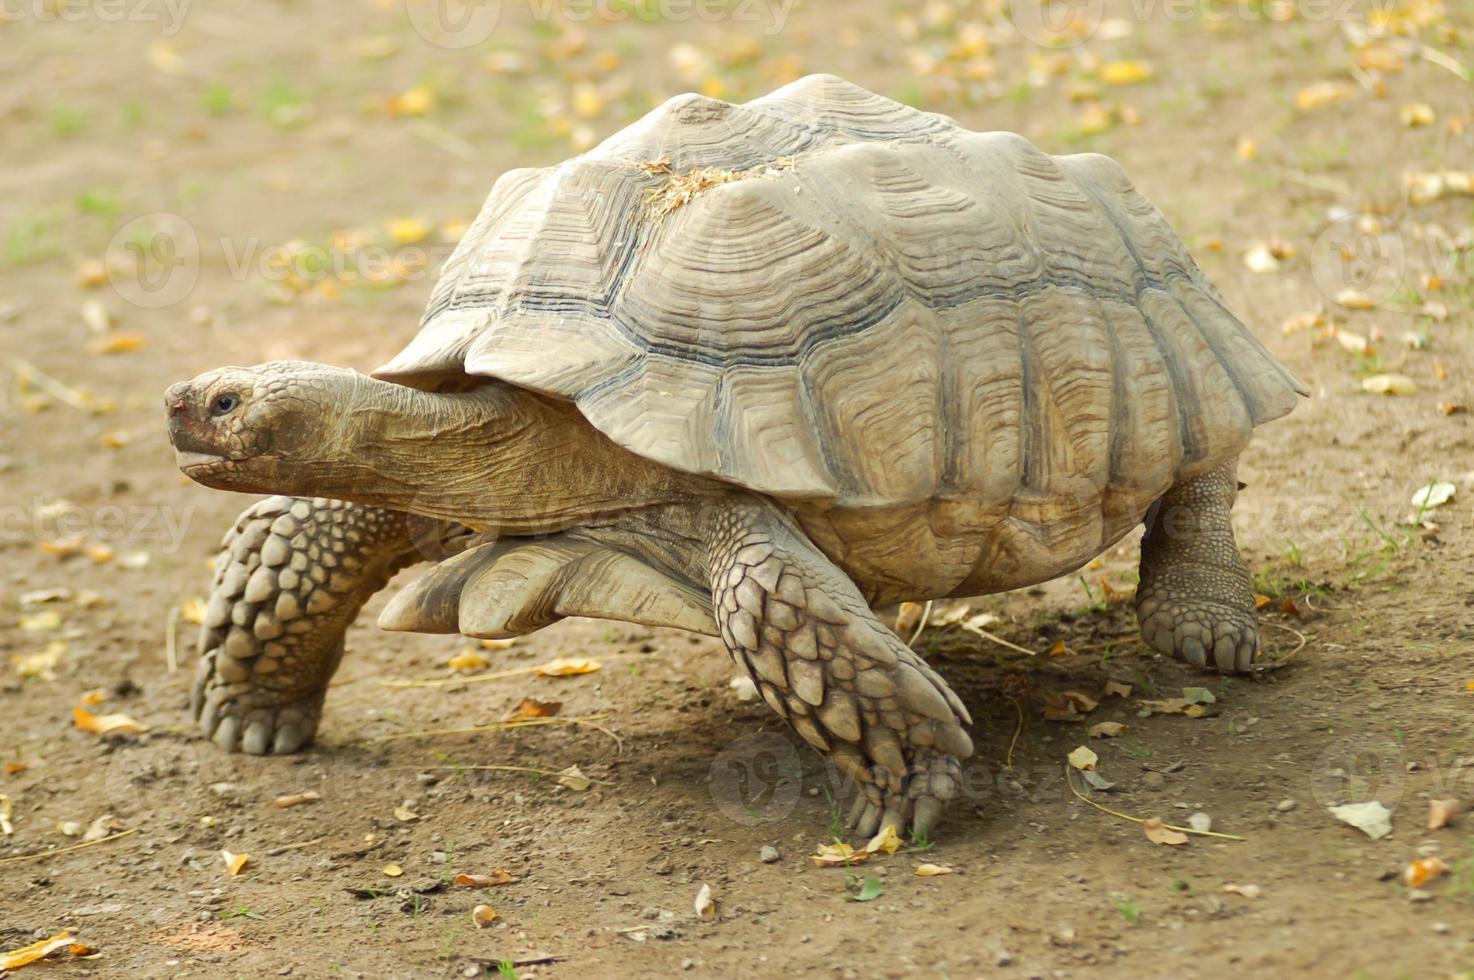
[165,74,1306,838]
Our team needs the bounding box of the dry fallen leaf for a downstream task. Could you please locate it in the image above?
[1295,80,1355,110]
[471,904,498,928]
[0,795,12,835]
[447,650,490,673]
[454,869,515,888]
[221,850,250,876]
[556,765,592,791]
[82,814,124,842]
[1328,800,1393,839]
[1400,102,1435,127]
[1334,288,1379,310]
[1089,722,1126,739]
[1067,746,1099,771]
[272,791,321,809]
[1143,817,1189,846]
[502,697,562,721]
[393,805,420,822]
[1412,482,1456,510]
[1403,857,1450,888]
[865,824,902,855]
[535,657,602,677]
[383,864,404,877]
[1428,799,1460,830]
[1222,883,1262,898]
[694,882,715,918]
[1362,374,1417,396]
[914,863,955,877]
[809,842,871,867]
[1,931,79,971]
[1243,243,1282,273]
[19,610,62,632]
[386,216,432,244]
[1100,60,1152,84]
[1102,680,1132,699]
[88,333,146,355]
[72,704,149,736]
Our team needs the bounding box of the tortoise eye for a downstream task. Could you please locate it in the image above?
[210,393,240,417]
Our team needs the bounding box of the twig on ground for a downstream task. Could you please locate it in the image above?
[1064,767,1245,841]
[0,828,140,865]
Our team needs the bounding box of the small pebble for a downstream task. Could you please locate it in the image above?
[1275,799,1297,813]
[760,845,781,864]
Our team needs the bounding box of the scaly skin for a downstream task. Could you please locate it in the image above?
[1135,460,1259,672]
[705,498,974,839]
[193,496,436,754]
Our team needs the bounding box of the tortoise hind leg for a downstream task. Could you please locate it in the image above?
[1136,460,1259,673]
[193,497,434,755]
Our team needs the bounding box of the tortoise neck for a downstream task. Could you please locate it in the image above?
[323,378,697,535]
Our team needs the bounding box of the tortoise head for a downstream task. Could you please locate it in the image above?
[165,360,361,494]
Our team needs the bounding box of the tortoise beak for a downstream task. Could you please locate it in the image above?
[165,380,223,460]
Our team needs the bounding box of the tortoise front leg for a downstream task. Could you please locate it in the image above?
[704,499,973,838]
[193,497,433,754]
[1136,460,1259,672]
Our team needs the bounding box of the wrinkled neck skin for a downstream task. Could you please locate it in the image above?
[289,376,707,536]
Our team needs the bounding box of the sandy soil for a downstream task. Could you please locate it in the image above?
[2,1,1472,977]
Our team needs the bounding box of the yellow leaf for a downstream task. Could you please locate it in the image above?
[1295,80,1355,111]
[1354,45,1404,72]
[571,84,605,119]
[1362,374,1416,395]
[386,86,435,117]
[387,217,431,245]
[1243,243,1281,273]
[1100,60,1152,85]
[393,806,420,822]
[72,704,148,736]
[179,597,208,626]
[19,611,62,632]
[84,543,115,564]
[865,824,901,855]
[1235,136,1258,161]
[471,904,497,927]
[914,863,954,877]
[148,40,185,74]
[1400,103,1435,127]
[447,650,490,673]
[100,430,131,449]
[1403,857,1449,887]
[534,656,602,677]
[1047,639,1068,657]
[383,864,404,877]
[2,931,76,970]
[1089,721,1126,739]
[1143,817,1189,845]
[88,333,146,355]
[1067,745,1098,770]
[809,841,869,867]
[221,849,250,875]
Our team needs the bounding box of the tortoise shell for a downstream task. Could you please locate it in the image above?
[374,74,1306,522]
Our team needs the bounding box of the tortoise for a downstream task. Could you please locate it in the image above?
[165,74,1306,838]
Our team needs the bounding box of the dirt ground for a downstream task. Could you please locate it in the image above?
[3,1,1473,977]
